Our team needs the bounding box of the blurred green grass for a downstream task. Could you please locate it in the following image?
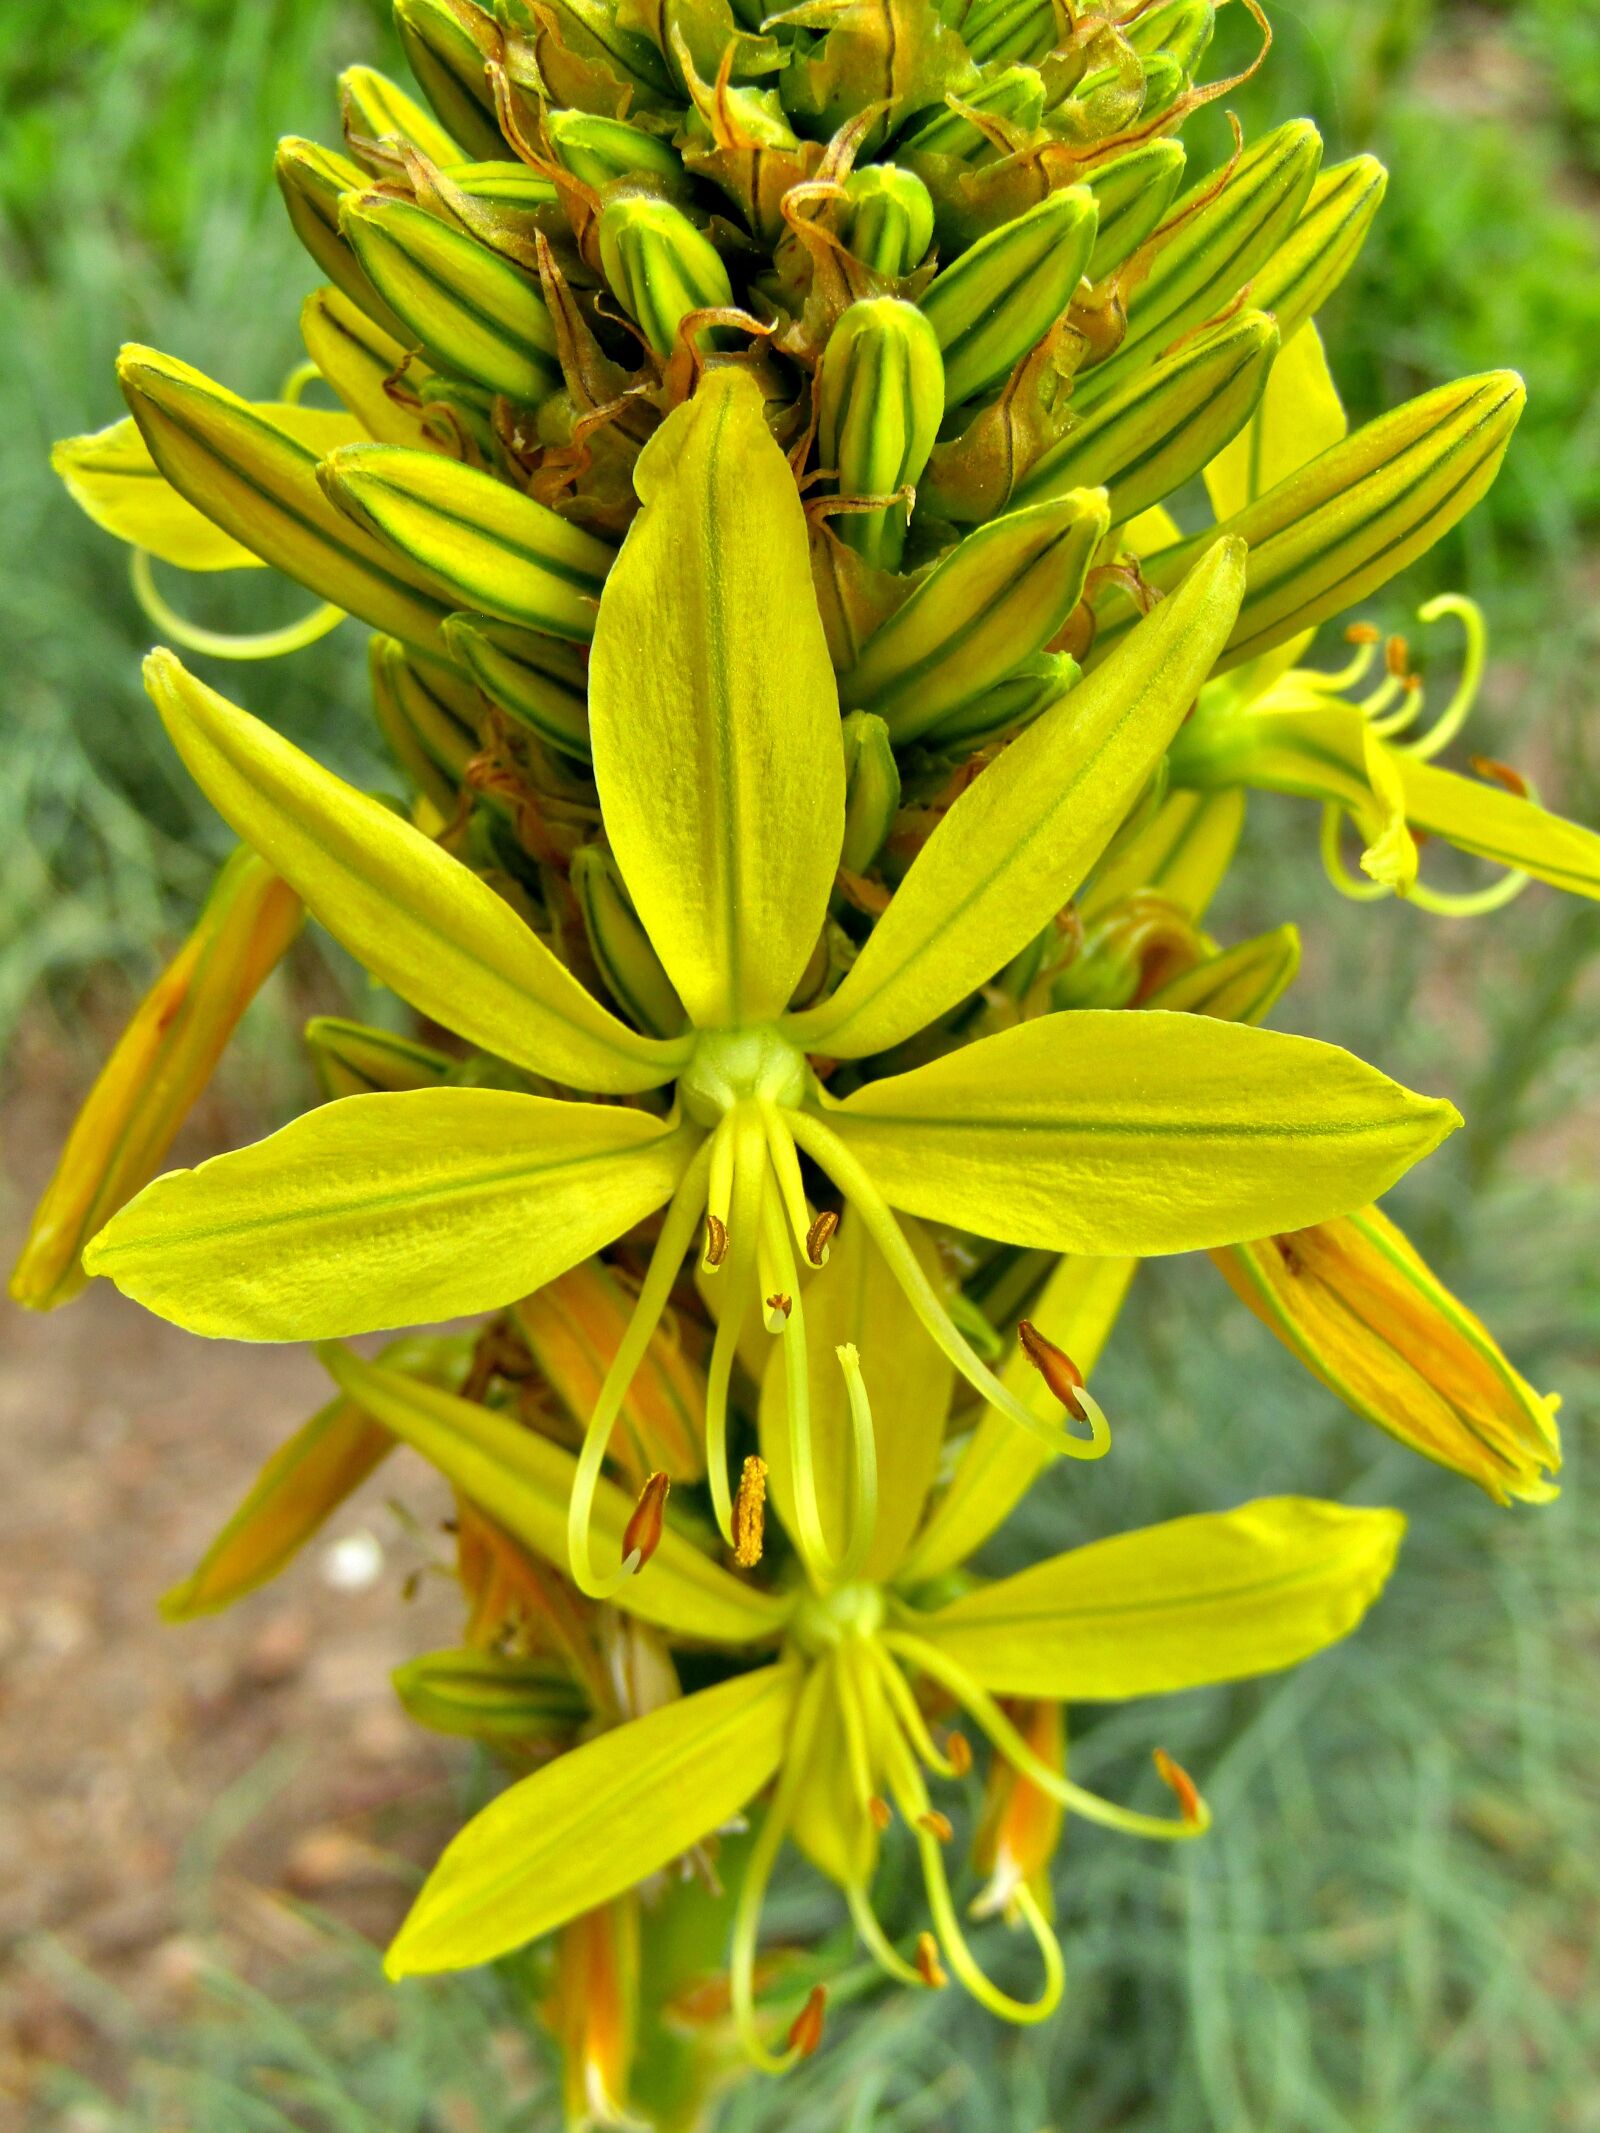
[6,1,1599,2129]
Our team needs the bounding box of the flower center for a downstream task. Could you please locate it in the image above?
[792,1580,885,1655]
[678,1025,810,1126]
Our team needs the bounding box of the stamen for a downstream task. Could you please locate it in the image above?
[1468,754,1531,799]
[1385,633,1410,679]
[833,1645,884,1828]
[786,1987,827,2060]
[1319,804,1394,904]
[783,1109,1110,1464]
[764,1290,793,1328]
[1016,1321,1087,1421]
[703,1114,736,1272]
[621,1471,669,1572]
[915,1933,949,1989]
[730,1665,828,2074]
[1345,621,1381,646]
[844,1881,924,1985]
[760,1102,822,1266]
[567,1136,713,1600]
[705,1112,767,1548]
[947,1732,973,1777]
[733,1455,767,1569]
[860,1639,963,1781]
[884,1630,1212,1843]
[1153,1748,1202,1827]
[918,1810,954,1844]
[805,1209,839,1267]
[132,551,345,662]
[1402,593,1487,762]
[704,1213,729,1268]
[869,1795,893,1830]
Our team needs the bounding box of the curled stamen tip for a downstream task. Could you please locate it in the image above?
[1016,1320,1088,1422]
[914,1932,949,1990]
[1469,753,1531,798]
[1385,633,1410,678]
[733,1454,767,1569]
[946,1731,973,1777]
[869,1794,893,1831]
[805,1208,839,1267]
[764,1291,793,1330]
[917,1809,954,1844]
[1345,621,1380,645]
[703,1213,728,1269]
[622,1471,670,1572]
[1153,1747,1205,1828]
[786,1985,827,2060]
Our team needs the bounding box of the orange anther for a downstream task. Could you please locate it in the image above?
[1469,753,1530,799]
[704,1213,728,1267]
[805,1209,839,1267]
[786,1985,826,2059]
[868,1794,893,1831]
[733,1455,767,1570]
[917,1810,954,1844]
[1016,1320,1088,1422]
[914,1932,949,1989]
[946,1731,973,1777]
[622,1471,669,1571]
[1153,1747,1202,1826]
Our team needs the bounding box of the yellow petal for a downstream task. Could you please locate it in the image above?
[787,539,1247,1061]
[84,1089,697,1340]
[385,1662,800,1974]
[144,651,684,1090]
[821,1009,1459,1254]
[920,1497,1405,1697]
[588,367,844,1029]
[1080,788,1246,924]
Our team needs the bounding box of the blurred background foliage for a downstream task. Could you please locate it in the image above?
[4,1,1598,2128]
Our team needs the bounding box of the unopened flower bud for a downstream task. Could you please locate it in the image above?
[545,109,686,194]
[1142,922,1301,1026]
[840,163,935,277]
[571,846,687,1039]
[304,1015,454,1099]
[815,296,945,571]
[393,0,506,162]
[918,188,1098,407]
[840,710,901,872]
[1085,138,1188,281]
[440,612,591,764]
[596,194,733,357]
[10,850,301,1310]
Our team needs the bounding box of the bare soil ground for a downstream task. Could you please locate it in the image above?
[0,1036,471,2112]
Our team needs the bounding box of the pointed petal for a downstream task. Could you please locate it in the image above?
[84,1089,697,1340]
[385,1661,800,1974]
[588,366,844,1028]
[819,1010,1460,1255]
[321,1347,786,1647]
[759,1209,953,1582]
[145,651,684,1089]
[920,1497,1404,1697]
[787,540,1245,1061]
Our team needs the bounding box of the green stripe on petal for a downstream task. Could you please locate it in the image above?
[588,367,844,1030]
[915,1496,1405,1699]
[787,539,1245,1061]
[819,1009,1459,1255]
[144,652,684,1090]
[84,1089,698,1340]
[384,1659,800,1974]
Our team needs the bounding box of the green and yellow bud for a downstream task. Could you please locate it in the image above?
[1212,1205,1561,1504]
[1085,138,1188,281]
[1250,155,1388,348]
[393,1647,590,1746]
[392,0,506,163]
[1051,892,1209,1012]
[339,191,561,403]
[10,850,302,1311]
[1076,120,1322,413]
[840,163,935,278]
[299,287,438,450]
[596,194,734,356]
[898,63,1045,163]
[839,490,1108,743]
[1126,0,1216,72]
[922,649,1079,750]
[544,108,687,194]
[320,442,613,640]
[840,710,901,873]
[956,0,1056,67]
[1143,923,1302,1025]
[1130,372,1528,673]
[441,610,592,760]
[571,845,688,1038]
[815,296,945,570]
[368,632,483,816]
[304,1015,456,1099]
[275,137,409,343]
[918,188,1098,407]
[116,345,452,647]
[340,62,461,169]
[1014,311,1279,527]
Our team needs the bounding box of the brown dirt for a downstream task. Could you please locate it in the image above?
[0,1037,471,2112]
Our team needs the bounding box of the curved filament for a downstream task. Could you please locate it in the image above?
[132,550,345,661]
[566,1136,713,1599]
[1402,594,1486,761]
[784,1108,1109,1463]
[730,1664,830,2074]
